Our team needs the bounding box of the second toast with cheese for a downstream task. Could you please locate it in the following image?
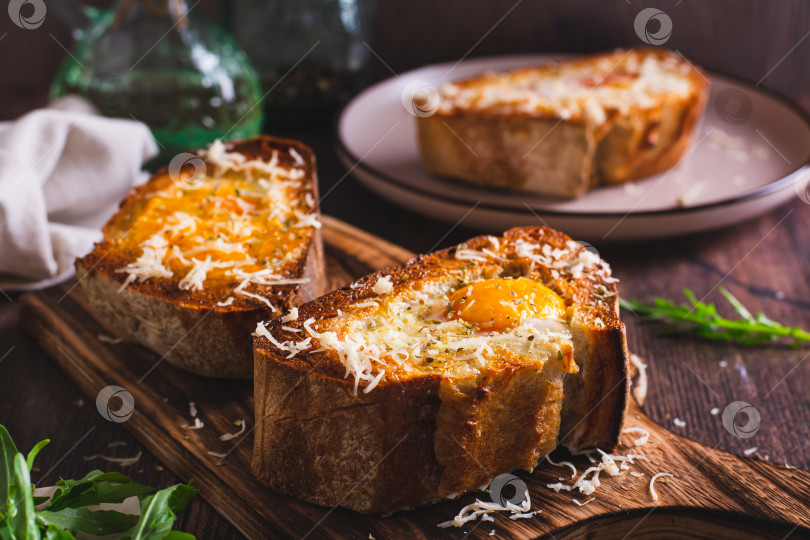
[77,136,327,379]
[417,48,708,198]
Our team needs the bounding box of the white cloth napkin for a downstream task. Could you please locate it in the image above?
[0,97,159,291]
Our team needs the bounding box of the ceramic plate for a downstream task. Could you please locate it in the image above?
[337,54,810,241]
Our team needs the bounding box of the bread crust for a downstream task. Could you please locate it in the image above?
[77,136,327,379]
[253,226,628,512]
[417,48,709,198]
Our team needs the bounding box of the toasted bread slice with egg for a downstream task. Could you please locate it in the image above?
[417,48,708,198]
[77,136,327,379]
[252,226,628,513]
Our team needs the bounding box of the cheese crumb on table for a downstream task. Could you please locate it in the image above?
[649,472,673,501]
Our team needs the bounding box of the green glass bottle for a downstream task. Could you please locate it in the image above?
[50,0,263,166]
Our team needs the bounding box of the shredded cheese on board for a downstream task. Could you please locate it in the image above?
[182,418,204,430]
[83,451,143,467]
[649,472,673,501]
[438,415,667,524]
[220,419,246,441]
[621,427,650,447]
[97,334,123,345]
[546,449,649,496]
[438,491,539,528]
[629,353,648,406]
[545,454,578,478]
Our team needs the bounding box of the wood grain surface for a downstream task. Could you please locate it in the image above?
[15,216,810,539]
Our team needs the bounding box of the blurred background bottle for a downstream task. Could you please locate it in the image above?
[50,0,263,166]
[228,0,378,127]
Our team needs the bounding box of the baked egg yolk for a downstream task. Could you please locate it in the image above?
[446,278,565,332]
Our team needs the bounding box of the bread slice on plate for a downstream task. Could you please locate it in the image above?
[417,48,708,198]
[253,226,628,513]
[77,136,327,379]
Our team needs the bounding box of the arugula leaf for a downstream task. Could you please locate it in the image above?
[36,508,138,536]
[25,442,48,474]
[46,471,152,512]
[162,532,195,540]
[120,483,198,540]
[0,426,19,515]
[9,454,39,540]
[0,429,18,462]
[620,286,810,347]
[0,425,196,540]
[41,525,75,540]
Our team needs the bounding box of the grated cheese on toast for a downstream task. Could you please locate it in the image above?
[438,49,700,125]
[110,139,320,306]
[256,234,618,394]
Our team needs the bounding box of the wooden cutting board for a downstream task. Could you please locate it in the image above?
[17,216,810,539]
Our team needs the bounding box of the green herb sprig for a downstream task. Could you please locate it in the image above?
[0,424,197,540]
[620,286,810,347]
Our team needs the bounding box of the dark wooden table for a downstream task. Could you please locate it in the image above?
[1,114,809,539]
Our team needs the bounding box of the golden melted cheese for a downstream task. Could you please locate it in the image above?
[257,234,617,394]
[438,50,698,124]
[113,140,319,305]
[303,274,576,394]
